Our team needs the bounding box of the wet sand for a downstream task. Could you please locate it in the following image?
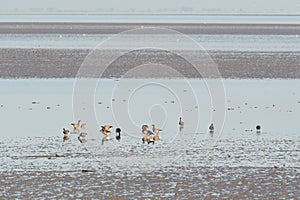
[0,48,299,79]
[1,22,299,198]
[0,136,299,199]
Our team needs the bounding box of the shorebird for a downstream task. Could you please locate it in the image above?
[152,124,162,134]
[142,125,148,131]
[116,128,121,140]
[141,124,154,135]
[142,136,155,144]
[79,132,88,137]
[209,123,215,132]
[153,135,160,141]
[101,130,112,136]
[256,125,261,133]
[71,120,81,132]
[78,136,87,144]
[142,135,151,144]
[63,128,70,135]
[80,123,86,129]
[63,135,69,142]
[179,117,184,128]
[101,125,112,131]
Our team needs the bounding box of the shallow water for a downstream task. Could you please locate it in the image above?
[0,78,299,198]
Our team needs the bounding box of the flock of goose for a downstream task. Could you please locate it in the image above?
[62,117,262,144]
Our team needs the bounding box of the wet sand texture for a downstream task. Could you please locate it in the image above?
[0,48,299,79]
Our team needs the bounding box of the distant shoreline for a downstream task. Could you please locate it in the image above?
[0,22,299,34]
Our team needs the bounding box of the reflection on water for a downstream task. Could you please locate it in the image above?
[0,78,299,138]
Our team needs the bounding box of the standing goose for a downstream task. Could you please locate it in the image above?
[179,117,184,128]
[115,128,121,140]
[209,123,214,132]
[256,125,261,133]
[63,135,69,142]
[71,120,81,133]
[80,123,86,129]
[152,124,162,134]
[141,124,154,135]
[101,125,112,131]
[153,135,160,141]
[78,136,87,144]
[101,125,113,136]
[79,132,88,137]
[63,128,70,135]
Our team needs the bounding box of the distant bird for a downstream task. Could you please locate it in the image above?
[142,125,148,131]
[153,135,160,141]
[80,123,86,129]
[142,136,155,144]
[101,125,113,136]
[101,125,112,131]
[256,125,261,133]
[179,117,184,128]
[63,128,69,135]
[71,120,81,132]
[63,135,69,142]
[116,128,121,140]
[142,135,151,144]
[209,123,214,132]
[79,132,88,137]
[152,124,162,134]
[148,138,155,144]
[141,124,154,135]
[78,137,87,144]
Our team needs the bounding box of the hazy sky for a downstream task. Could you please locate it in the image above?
[1,0,299,13]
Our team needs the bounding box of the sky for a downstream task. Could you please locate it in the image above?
[1,0,299,14]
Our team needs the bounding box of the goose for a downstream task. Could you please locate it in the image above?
[153,135,160,141]
[142,135,151,144]
[209,123,214,132]
[101,130,112,136]
[101,125,112,131]
[256,125,261,133]
[142,124,148,131]
[63,128,70,135]
[79,132,88,137]
[80,123,86,129]
[63,135,69,141]
[179,117,184,127]
[71,120,81,132]
[152,124,162,134]
[148,138,155,144]
[116,128,121,140]
[78,136,87,144]
[142,129,154,135]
